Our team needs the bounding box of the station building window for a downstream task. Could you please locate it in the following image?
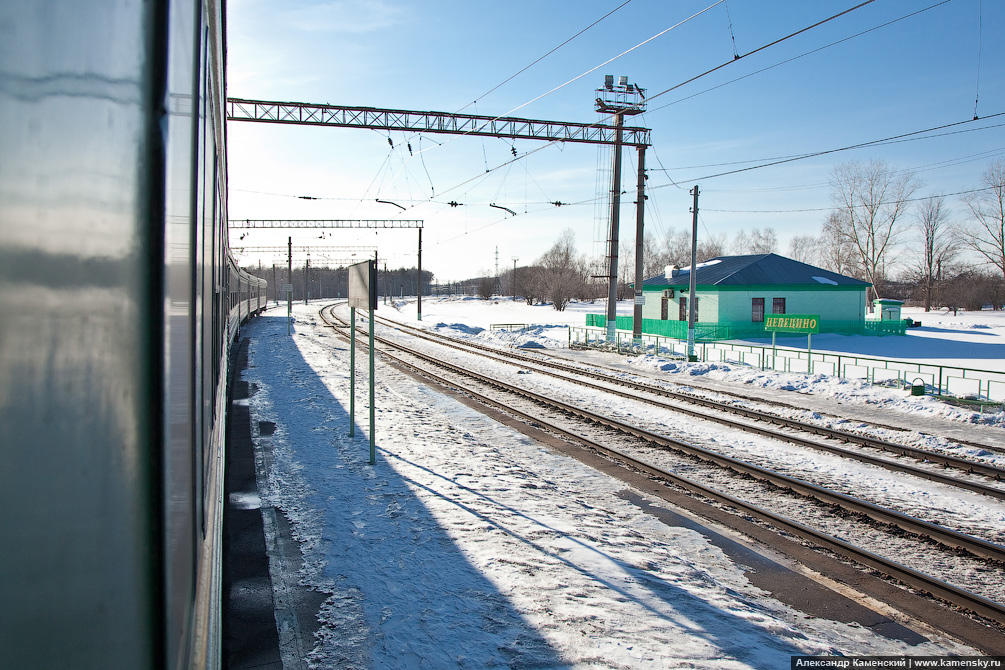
[679,296,698,321]
[751,297,764,322]
[773,297,786,314]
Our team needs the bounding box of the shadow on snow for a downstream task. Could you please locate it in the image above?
[245,312,814,668]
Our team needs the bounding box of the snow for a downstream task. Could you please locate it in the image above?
[678,259,722,274]
[811,276,838,285]
[395,299,1005,429]
[240,298,1000,667]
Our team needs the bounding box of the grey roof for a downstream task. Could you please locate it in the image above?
[640,253,870,289]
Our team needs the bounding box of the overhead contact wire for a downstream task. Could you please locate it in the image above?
[640,0,877,108]
[457,0,635,113]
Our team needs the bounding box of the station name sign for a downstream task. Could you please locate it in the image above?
[764,314,819,334]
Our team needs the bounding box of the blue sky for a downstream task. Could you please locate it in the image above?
[226,0,1004,282]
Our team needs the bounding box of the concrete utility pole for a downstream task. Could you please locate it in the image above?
[512,257,518,302]
[687,186,699,362]
[633,145,646,346]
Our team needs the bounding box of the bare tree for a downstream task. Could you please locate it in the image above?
[583,254,609,301]
[697,232,728,261]
[477,276,494,300]
[731,229,749,255]
[942,269,1005,312]
[731,227,777,255]
[787,234,820,264]
[829,159,921,306]
[522,266,545,305]
[645,227,729,276]
[913,196,959,311]
[818,211,859,276]
[752,227,776,254]
[641,232,664,279]
[537,229,585,311]
[660,228,693,267]
[960,158,1005,278]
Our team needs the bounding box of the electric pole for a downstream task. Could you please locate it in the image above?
[287,236,292,334]
[596,75,645,344]
[417,228,423,321]
[512,257,519,302]
[688,186,699,362]
[633,145,646,346]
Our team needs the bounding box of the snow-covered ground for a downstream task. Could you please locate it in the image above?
[240,299,1000,668]
[388,298,1005,430]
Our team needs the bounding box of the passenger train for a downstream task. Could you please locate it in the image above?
[0,0,264,668]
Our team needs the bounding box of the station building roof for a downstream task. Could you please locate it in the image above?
[640,253,871,289]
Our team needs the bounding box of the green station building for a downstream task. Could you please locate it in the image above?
[588,253,906,340]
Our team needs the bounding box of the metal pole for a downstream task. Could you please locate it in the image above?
[304,255,309,305]
[287,236,292,335]
[632,144,646,346]
[807,333,813,374]
[368,307,376,465]
[349,306,355,437]
[512,257,518,302]
[687,186,699,361]
[606,113,624,343]
[417,228,422,321]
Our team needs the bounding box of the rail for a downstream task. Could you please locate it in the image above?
[570,326,1005,403]
[324,306,1005,625]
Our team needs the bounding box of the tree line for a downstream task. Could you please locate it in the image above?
[242,264,435,303]
[494,157,1005,313]
[789,157,1005,312]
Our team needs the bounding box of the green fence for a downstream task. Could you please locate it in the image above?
[584,314,906,339]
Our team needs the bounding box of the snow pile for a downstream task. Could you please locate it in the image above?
[393,298,1005,427]
[622,356,1005,428]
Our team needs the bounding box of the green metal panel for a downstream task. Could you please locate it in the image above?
[586,313,906,339]
[715,287,866,323]
[0,0,160,667]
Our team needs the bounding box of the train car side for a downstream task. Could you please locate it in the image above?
[0,1,261,668]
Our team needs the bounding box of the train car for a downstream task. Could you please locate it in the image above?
[229,255,268,342]
[0,1,261,668]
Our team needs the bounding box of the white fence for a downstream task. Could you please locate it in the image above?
[568,326,1005,403]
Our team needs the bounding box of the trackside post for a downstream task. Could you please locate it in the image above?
[349,260,378,464]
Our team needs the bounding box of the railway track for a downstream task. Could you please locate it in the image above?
[373,313,1005,483]
[320,304,1005,629]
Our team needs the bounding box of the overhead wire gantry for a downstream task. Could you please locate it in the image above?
[227,94,651,338]
[228,218,426,318]
[226,98,650,147]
